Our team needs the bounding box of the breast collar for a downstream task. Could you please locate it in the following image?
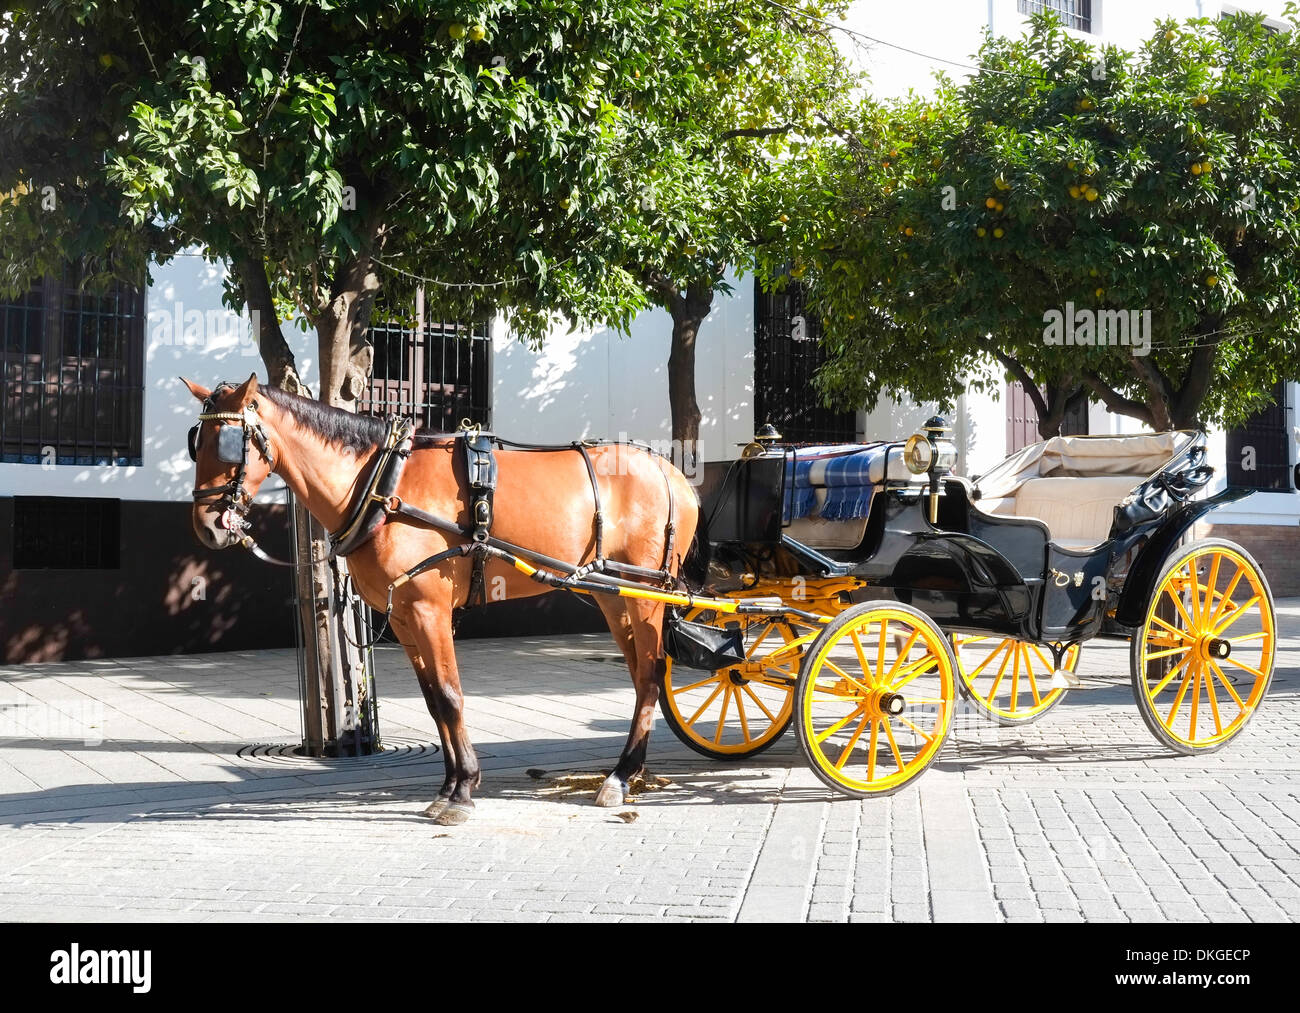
[328,416,417,557]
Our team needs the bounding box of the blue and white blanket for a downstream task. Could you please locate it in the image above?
[782,444,890,522]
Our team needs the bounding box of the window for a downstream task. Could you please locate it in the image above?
[0,263,145,465]
[13,496,121,569]
[1226,381,1292,492]
[753,278,858,445]
[358,290,491,432]
[1017,0,1093,33]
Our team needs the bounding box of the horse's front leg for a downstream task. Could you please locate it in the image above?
[394,632,460,819]
[408,601,481,826]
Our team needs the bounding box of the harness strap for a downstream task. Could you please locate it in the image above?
[572,442,605,566]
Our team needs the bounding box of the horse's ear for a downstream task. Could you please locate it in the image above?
[180,377,211,402]
[232,372,259,404]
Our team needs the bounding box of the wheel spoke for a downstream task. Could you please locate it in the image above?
[1188,665,1201,740]
[742,683,780,723]
[1207,565,1245,628]
[1024,645,1042,705]
[835,711,871,770]
[876,619,889,687]
[849,630,875,687]
[1165,664,1195,727]
[1212,595,1261,635]
[714,685,732,744]
[1204,662,1223,735]
[985,644,1014,704]
[885,629,922,678]
[815,703,867,745]
[881,719,905,772]
[867,720,879,781]
[744,624,774,660]
[892,652,938,689]
[1162,579,1196,632]
[1208,660,1246,710]
[675,672,720,696]
[897,714,936,743]
[1149,614,1193,642]
[1222,656,1265,681]
[686,682,725,726]
[820,661,873,696]
[965,639,1010,680]
[1009,644,1021,713]
[735,686,750,742]
[1144,645,1192,662]
[1202,552,1222,628]
[1148,649,1195,697]
[1228,631,1269,643]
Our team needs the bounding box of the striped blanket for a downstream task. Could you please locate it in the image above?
[783,444,890,522]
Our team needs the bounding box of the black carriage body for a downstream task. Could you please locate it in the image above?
[701,430,1239,648]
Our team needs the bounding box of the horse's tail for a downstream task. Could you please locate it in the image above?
[681,488,711,589]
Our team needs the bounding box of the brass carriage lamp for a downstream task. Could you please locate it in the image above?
[903,416,957,523]
[740,422,784,459]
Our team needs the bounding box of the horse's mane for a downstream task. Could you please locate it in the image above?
[258,384,392,453]
[257,384,460,452]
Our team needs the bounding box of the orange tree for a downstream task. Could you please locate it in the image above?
[763,9,1300,435]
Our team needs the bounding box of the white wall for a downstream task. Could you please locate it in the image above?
[491,268,756,463]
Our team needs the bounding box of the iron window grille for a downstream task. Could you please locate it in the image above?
[1017,0,1093,33]
[754,277,858,446]
[12,496,121,569]
[1226,381,1293,492]
[0,263,145,465]
[356,290,491,432]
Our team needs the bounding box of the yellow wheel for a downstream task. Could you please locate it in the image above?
[1130,538,1275,755]
[660,578,857,759]
[952,635,1081,725]
[795,601,956,797]
[661,610,823,759]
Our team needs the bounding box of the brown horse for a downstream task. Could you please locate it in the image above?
[183,373,700,825]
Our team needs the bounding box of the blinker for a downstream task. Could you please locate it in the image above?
[216,423,246,464]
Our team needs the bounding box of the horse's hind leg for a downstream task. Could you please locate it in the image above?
[408,601,481,826]
[594,597,666,808]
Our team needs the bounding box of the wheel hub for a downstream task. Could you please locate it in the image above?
[1197,636,1231,661]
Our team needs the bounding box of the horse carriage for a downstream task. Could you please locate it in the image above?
[185,375,1276,818]
[661,419,1276,796]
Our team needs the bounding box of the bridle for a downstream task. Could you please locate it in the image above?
[188,381,415,570]
[189,381,275,541]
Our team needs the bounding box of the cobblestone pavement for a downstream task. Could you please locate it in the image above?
[0,600,1297,923]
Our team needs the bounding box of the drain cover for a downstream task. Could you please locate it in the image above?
[236,736,439,766]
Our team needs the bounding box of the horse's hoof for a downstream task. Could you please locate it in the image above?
[422,799,451,819]
[434,802,474,826]
[594,775,627,808]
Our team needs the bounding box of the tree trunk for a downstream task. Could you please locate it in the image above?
[666,281,713,476]
[234,253,380,757]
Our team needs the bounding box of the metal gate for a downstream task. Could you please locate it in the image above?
[753,278,857,445]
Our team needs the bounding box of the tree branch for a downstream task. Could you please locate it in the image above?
[1081,370,1156,428]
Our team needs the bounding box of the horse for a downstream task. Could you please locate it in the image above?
[182,373,701,825]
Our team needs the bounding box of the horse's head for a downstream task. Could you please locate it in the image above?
[182,373,278,550]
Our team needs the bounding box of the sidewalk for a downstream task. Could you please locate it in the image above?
[1,601,1298,922]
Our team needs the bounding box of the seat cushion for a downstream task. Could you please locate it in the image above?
[1012,475,1145,547]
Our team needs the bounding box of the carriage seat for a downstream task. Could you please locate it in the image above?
[971,432,1192,550]
[998,475,1145,549]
